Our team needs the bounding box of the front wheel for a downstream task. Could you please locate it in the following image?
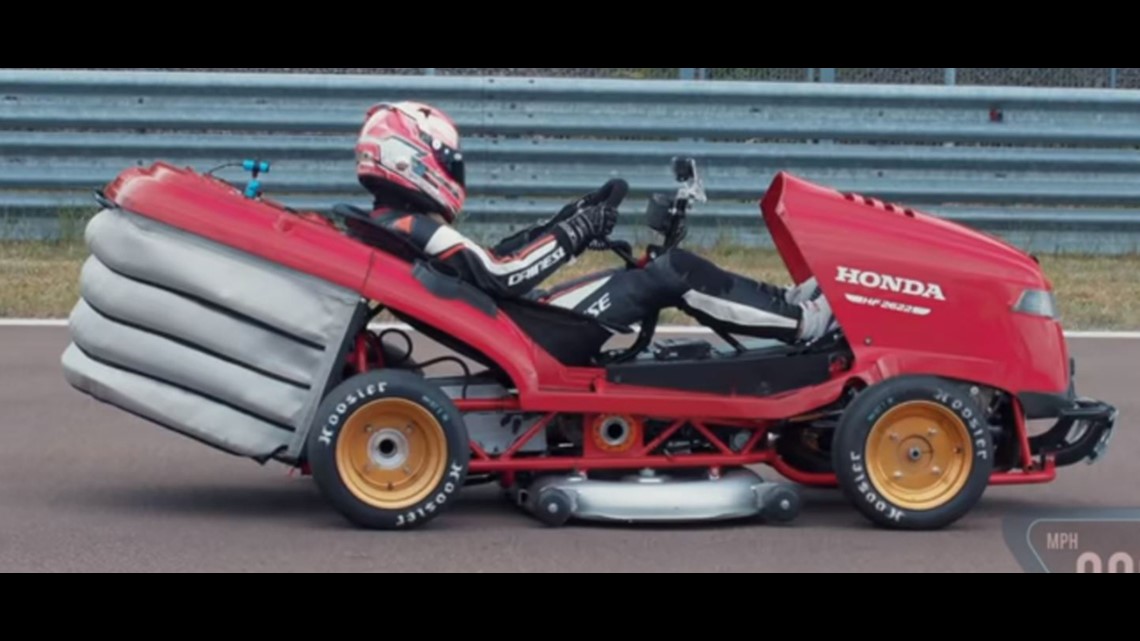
[833,377,994,531]
[308,370,470,530]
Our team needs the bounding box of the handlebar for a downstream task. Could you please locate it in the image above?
[591,178,629,209]
[584,179,635,266]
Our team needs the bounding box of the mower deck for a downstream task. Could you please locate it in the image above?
[513,469,802,527]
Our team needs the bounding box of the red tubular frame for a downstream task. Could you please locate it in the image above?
[467,452,1056,485]
[989,461,1057,485]
[457,400,1056,488]
[359,366,1055,487]
[692,422,736,456]
[353,335,370,375]
[469,454,770,473]
[502,415,557,459]
[1012,397,1036,471]
[771,459,839,487]
[455,399,523,412]
[638,421,685,457]
[470,441,491,462]
[986,398,1056,485]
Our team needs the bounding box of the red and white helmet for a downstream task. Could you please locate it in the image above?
[355,101,467,221]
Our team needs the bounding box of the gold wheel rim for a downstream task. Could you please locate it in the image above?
[336,399,448,511]
[866,401,973,511]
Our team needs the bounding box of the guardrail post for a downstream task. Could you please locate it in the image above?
[423,68,437,76]
[806,68,816,82]
[819,68,836,83]
[1109,68,1119,88]
[945,68,957,86]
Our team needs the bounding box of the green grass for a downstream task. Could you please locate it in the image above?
[0,242,90,318]
[2,240,1138,329]
[1041,254,1140,330]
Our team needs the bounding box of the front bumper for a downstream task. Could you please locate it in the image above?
[1019,355,1118,467]
[1026,397,1118,467]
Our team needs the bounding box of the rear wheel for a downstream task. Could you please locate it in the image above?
[308,371,469,530]
[833,377,993,531]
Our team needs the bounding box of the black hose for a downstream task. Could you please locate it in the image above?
[377,329,415,366]
[416,356,474,399]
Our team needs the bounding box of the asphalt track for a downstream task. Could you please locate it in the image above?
[1,327,1136,573]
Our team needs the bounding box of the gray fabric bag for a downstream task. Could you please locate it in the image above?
[63,208,363,462]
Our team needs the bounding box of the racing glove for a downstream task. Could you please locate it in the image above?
[559,204,618,255]
[492,190,608,256]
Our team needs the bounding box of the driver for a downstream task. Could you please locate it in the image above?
[355,102,835,346]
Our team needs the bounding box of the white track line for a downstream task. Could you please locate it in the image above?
[0,319,69,327]
[4,319,1139,339]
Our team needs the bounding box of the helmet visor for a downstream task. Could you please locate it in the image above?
[430,137,466,188]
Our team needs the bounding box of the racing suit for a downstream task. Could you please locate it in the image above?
[368,206,832,346]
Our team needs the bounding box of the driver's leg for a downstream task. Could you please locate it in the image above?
[648,249,834,344]
[660,249,817,344]
[549,249,835,344]
[546,265,681,329]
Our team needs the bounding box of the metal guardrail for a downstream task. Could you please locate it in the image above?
[4,69,1140,253]
[56,68,1140,88]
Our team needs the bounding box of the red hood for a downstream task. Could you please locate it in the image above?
[762,172,1069,396]
[762,172,1047,290]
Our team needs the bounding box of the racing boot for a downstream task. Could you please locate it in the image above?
[797,292,840,345]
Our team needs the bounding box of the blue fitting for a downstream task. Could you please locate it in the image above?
[242,160,271,174]
[244,179,262,199]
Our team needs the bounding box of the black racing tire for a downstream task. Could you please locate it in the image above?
[308,370,469,531]
[832,376,994,531]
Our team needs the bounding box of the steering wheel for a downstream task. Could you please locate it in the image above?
[587,179,638,268]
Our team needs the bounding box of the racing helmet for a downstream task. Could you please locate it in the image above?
[355,101,467,221]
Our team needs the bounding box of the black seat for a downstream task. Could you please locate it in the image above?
[332,204,632,366]
[332,204,432,264]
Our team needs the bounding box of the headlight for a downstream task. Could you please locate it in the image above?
[1014,290,1060,319]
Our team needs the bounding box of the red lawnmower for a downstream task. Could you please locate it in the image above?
[63,158,1117,531]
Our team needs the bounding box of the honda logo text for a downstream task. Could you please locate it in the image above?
[836,267,947,302]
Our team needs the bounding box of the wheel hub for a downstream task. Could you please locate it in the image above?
[368,429,410,470]
[866,402,974,511]
[336,399,448,511]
